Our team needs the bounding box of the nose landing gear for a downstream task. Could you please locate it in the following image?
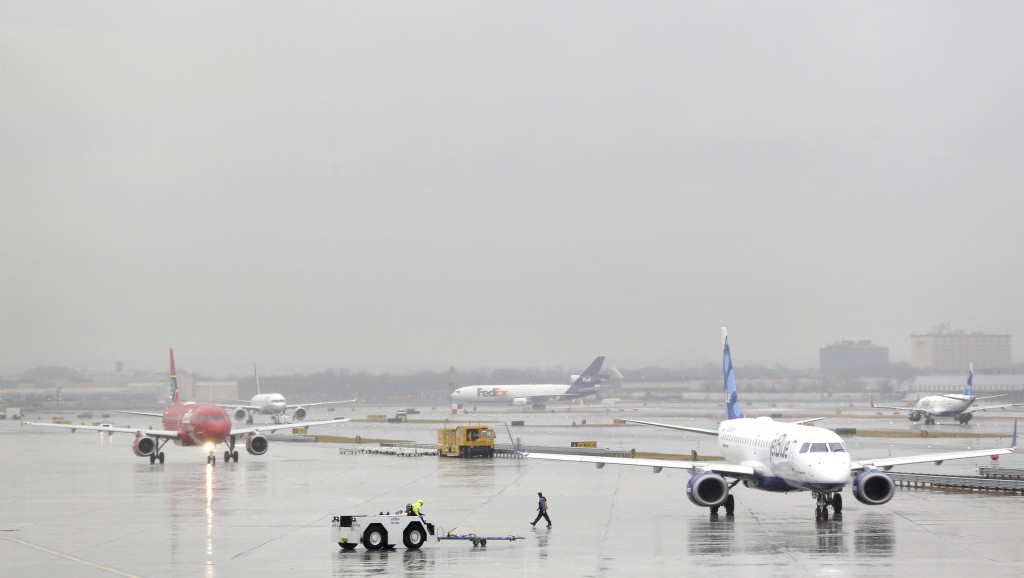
[813,492,842,520]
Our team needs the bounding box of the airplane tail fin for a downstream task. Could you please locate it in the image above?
[170,348,179,404]
[1012,419,1018,452]
[254,363,262,395]
[722,328,744,420]
[566,356,606,394]
[965,363,974,397]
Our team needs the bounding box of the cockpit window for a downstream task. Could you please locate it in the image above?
[829,442,846,453]
[800,443,810,453]
[809,443,829,453]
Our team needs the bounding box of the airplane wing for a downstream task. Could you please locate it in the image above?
[851,419,1017,471]
[284,398,358,410]
[214,403,259,411]
[24,421,181,439]
[623,419,719,436]
[113,410,164,418]
[964,402,1024,414]
[869,399,914,413]
[523,451,757,479]
[230,417,350,436]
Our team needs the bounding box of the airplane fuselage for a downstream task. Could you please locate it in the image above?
[249,393,288,415]
[162,402,232,446]
[718,417,850,493]
[915,394,974,417]
[450,383,598,405]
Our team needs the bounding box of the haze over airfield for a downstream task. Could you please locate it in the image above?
[2,3,1022,376]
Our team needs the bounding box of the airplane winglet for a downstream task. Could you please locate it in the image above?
[1012,419,1018,451]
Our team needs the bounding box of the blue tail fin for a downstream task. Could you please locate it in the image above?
[566,356,606,394]
[964,363,974,397]
[722,328,743,420]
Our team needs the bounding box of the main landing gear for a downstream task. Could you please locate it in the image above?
[709,495,736,516]
[223,436,240,463]
[813,492,842,521]
[148,439,169,464]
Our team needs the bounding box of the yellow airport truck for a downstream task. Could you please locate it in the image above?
[437,425,495,458]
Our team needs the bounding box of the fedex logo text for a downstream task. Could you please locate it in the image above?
[476,387,508,398]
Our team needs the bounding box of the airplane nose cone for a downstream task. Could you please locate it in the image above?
[206,419,231,442]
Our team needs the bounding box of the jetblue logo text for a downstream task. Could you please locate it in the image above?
[476,387,508,398]
[769,434,791,460]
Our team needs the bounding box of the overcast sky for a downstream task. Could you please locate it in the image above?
[2,3,1022,376]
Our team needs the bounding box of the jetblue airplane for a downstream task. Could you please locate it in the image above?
[871,364,1022,425]
[524,329,1017,520]
[450,356,606,410]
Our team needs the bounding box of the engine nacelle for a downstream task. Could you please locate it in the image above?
[234,408,248,421]
[132,435,157,457]
[512,398,529,406]
[293,407,307,420]
[908,411,922,422]
[852,469,895,505]
[686,471,730,508]
[246,434,269,456]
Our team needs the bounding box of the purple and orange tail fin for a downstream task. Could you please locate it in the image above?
[170,348,179,404]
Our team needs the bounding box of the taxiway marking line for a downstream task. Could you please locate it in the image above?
[0,534,141,577]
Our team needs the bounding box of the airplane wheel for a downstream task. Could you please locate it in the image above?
[158,452,165,464]
[232,451,239,462]
[831,494,843,513]
[724,494,735,515]
[403,524,427,549]
[224,451,231,462]
[149,454,156,464]
[709,505,719,516]
[362,525,386,551]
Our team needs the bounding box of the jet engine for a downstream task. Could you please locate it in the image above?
[132,435,157,457]
[234,408,248,421]
[908,411,922,422]
[686,471,730,508]
[246,433,269,455]
[512,398,529,406]
[293,407,307,420]
[852,469,895,505]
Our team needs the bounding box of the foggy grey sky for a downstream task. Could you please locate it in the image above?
[2,3,1022,376]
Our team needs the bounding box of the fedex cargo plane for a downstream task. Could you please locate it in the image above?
[450,356,605,410]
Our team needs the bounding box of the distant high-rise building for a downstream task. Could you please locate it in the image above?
[911,330,1012,371]
[819,340,889,376]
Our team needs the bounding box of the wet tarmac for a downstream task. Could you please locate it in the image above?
[2,403,1022,577]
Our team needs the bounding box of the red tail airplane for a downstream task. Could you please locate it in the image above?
[26,349,350,465]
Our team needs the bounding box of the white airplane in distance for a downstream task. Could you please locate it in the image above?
[522,329,1017,520]
[450,356,606,410]
[223,364,357,424]
[870,364,1022,425]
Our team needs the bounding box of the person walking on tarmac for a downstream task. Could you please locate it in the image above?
[531,492,551,527]
[412,499,424,516]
